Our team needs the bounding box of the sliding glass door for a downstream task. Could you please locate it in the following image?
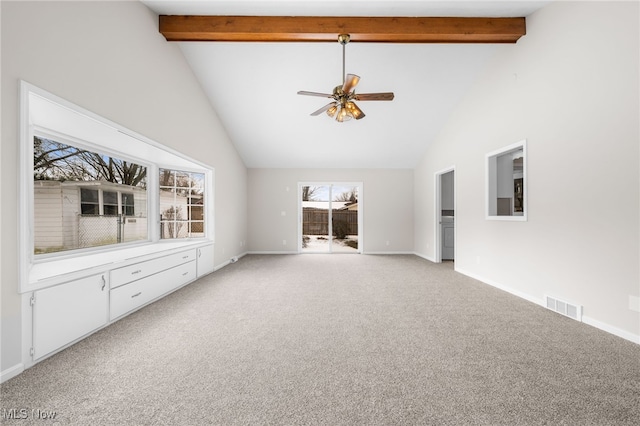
[300,183,360,253]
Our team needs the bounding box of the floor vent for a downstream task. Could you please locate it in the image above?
[545,295,582,321]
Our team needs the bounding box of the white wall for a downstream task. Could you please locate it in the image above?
[1,1,247,378]
[248,169,414,253]
[415,1,639,341]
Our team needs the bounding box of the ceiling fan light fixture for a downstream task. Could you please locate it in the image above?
[345,101,365,120]
[326,104,338,118]
[336,106,352,122]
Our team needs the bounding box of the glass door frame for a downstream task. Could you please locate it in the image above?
[298,182,363,254]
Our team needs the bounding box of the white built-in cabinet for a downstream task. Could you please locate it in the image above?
[110,249,196,320]
[30,243,213,362]
[33,273,109,360]
[197,245,215,277]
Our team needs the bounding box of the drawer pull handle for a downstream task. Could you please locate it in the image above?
[182,255,189,259]
[131,270,142,275]
[182,272,189,276]
[131,292,142,298]
[101,275,106,291]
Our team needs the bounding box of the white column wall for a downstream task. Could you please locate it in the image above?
[248,168,414,254]
[1,1,247,378]
[414,1,639,340]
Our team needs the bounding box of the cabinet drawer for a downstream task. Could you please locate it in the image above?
[110,260,196,320]
[111,249,196,289]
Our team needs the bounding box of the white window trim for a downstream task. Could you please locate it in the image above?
[485,139,528,222]
[20,81,214,293]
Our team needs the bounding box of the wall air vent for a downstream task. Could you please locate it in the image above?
[545,295,583,321]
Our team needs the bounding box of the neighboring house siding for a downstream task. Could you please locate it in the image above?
[33,181,63,252]
[61,184,79,249]
[34,181,148,252]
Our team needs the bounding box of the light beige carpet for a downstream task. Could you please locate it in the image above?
[2,254,639,425]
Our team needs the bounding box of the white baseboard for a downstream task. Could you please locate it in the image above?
[455,267,544,307]
[1,363,24,384]
[582,316,640,345]
[246,251,417,256]
[456,267,640,345]
[247,251,299,255]
[364,251,415,255]
[214,252,249,271]
[414,252,436,263]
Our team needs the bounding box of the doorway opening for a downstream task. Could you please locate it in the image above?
[435,168,455,263]
[299,183,362,253]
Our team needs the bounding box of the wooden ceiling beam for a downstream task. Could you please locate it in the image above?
[159,16,526,44]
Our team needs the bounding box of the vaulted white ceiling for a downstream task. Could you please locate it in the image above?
[142,0,550,168]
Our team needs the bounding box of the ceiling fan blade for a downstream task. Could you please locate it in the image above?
[354,92,395,101]
[297,91,333,98]
[310,102,338,116]
[342,74,360,94]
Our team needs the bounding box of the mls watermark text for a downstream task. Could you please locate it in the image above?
[1,408,57,421]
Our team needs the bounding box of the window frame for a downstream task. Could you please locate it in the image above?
[121,192,135,216]
[79,187,137,217]
[80,188,100,215]
[485,139,527,221]
[159,168,206,240]
[102,190,119,216]
[20,81,214,292]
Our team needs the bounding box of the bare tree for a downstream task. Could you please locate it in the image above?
[302,186,320,201]
[34,137,146,187]
[334,187,358,204]
[162,205,184,238]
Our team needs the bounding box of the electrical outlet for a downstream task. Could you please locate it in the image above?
[282,240,287,245]
[476,256,481,265]
[385,241,390,246]
[281,211,286,216]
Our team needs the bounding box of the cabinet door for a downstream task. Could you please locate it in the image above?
[197,244,215,277]
[33,274,109,360]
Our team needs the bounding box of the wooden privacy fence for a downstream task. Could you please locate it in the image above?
[302,208,358,235]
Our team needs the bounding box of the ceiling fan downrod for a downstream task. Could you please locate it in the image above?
[338,34,350,85]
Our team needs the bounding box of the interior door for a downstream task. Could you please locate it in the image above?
[436,169,455,262]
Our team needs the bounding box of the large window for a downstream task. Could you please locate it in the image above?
[21,82,213,289]
[33,137,148,254]
[159,168,206,239]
